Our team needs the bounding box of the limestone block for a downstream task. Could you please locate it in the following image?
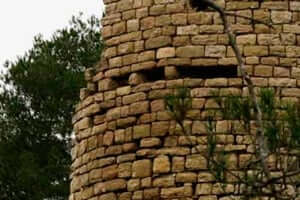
[118,42,134,55]
[132,159,152,178]
[127,19,139,32]
[123,92,147,105]
[117,117,136,128]
[155,15,171,26]
[271,11,292,24]
[132,61,156,72]
[198,172,215,182]
[173,36,190,46]
[176,172,197,183]
[112,22,126,36]
[145,36,172,49]
[76,117,91,131]
[106,107,121,121]
[227,2,259,10]
[186,154,207,170]
[153,175,175,187]
[188,12,213,25]
[151,121,169,136]
[141,16,155,30]
[143,188,160,200]
[133,124,151,139]
[166,3,185,13]
[177,25,198,35]
[129,101,149,115]
[98,78,119,92]
[192,35,218,45]
[89,168,102,183]
[149,4,165,16]
[196,183,212,195]
[281,88,300,97]
[244,46,268,56]
[138,51,155,62]
[176,46,204,58]
[117,153,136,163]
[140,137,161,147]
[291,2,300,11]
[257,34,281,45]
[102,164,118,180]
[254,65,273,77]
[118,162,132,178]
[283,24,300,34]
[94,179,127,194]
[99,193,117,200]
[287,46,300,58]
[153,155,171,173]
[171,13,187,25]
[105,145,122,156]
[157,47,175,59]
[261,2,289,10]
[127,179,140,191]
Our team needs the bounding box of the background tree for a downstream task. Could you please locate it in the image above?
[0,14,103,200]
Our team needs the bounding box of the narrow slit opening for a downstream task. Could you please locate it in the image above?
[178,66,238,78]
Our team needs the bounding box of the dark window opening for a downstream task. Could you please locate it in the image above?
[113,75,129,86]
[178,66,238,78]
[143,67,165,82]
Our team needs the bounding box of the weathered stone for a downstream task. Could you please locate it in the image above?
[244,46,268,56]
[118,162,132,178]
[123,93,147,105]
[102,164,118,180]
[177,25,198,35]
[140,137,161,147]
[127,179,140,191]
[176,172,197,183]
[145,36,172,49]
[132,159,152,178]
[171,13,187,25]
[176,46,204,58]
[205,46,226,57]
[151,121,169,136]
[94,179,127,194]
[153,155,170,173]
[186,154,207,170]
[157,47,175,58]
[153,175,175,187]
[99,193,117,200]
[129,101,149,115]
[271,11,292,24]
[99,79,119,91]
[133,124,151,139]
[129,73,147,86]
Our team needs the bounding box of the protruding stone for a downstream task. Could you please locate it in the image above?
[129,73,147,85]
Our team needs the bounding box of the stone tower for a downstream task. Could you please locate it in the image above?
[70,0,300,200]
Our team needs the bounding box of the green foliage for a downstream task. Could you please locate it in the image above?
[166,87,299,199]
[0,14,103,200]
[165,87,191,122]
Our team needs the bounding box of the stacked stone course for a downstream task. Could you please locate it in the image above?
[70,0,300,199]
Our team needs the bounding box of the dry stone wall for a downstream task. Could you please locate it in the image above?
[70,0,300,199]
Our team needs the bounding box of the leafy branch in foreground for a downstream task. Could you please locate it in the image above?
[165,88,299,200]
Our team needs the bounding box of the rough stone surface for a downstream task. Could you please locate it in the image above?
[70,1,300,199]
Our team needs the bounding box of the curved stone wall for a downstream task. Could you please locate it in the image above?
[70,0,300,199]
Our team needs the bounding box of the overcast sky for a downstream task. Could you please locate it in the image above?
[0,0,104,70]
